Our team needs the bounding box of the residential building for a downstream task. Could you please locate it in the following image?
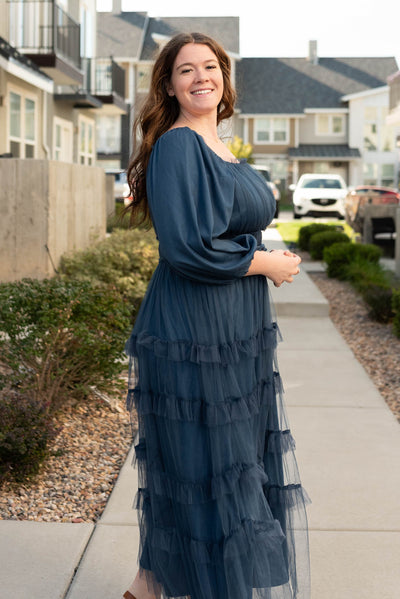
[387,69,400,188]
[236,42,398,188]
[96,5,240,169]
[0,0,127,165]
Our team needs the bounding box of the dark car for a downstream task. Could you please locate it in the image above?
[344,185,400,233]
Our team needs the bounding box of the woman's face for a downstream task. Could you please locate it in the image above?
[167,43,224,120]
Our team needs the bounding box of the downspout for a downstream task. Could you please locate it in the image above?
[42,89,50,158]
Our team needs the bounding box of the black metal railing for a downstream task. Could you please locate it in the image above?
[8,0,80,68]
[82,57,125,98]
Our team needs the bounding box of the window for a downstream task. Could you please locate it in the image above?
[316,114,344,135]
[381,108,394,152]
[96,115,121,154]
[78,116,95,165]
[363,163,378,185]
[381,164,395,187]
[8,90,37,158]
[53,117,73,162]
[254,118,289,144]
[363,106,394,153]
[364,123,377,151]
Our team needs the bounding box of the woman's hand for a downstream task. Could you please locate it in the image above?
[246,249,301,287]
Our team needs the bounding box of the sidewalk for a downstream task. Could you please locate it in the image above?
[1,229,400,599]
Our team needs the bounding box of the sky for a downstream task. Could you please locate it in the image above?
[96,0,400,66]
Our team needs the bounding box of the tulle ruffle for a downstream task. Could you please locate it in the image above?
[125,322,280,366]
[125,263,310,599]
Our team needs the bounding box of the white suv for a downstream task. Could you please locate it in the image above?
[290,173,347,219]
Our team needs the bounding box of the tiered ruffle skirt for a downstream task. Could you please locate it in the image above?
[126,261,310,599]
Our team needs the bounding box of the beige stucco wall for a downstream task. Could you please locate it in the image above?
[0,0,8,40]
[0,159,106,282]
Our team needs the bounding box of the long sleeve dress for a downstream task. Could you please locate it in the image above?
[125,127,310,599]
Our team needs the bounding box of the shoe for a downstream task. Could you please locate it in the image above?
[123,592,137,599]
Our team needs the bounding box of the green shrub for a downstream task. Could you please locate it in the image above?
[0,392,57,482]
[323,242,382,279]
[392,290,400,338]
[59,228,158,321]
[309,231,350,260]
[297,223,335,251]
[362,284,394,323]
[345,258,391,293]
[0,278,131,411]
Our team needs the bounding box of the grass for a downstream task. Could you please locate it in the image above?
[275,220,356,247]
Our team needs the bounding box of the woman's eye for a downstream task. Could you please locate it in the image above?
[206,65,217,70]
[181,68,192,74]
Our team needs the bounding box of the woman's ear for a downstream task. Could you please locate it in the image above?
[166,82,175,97]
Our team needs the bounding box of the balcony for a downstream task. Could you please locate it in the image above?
[8,0,83,85]
[54,58,128,114]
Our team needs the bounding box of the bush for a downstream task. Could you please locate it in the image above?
[362,284,394,323]
[323,242,382,279]
[297,223,335,251]
[0,278,131,411]
[309,231,350,260]
[392,290,400,338]
[344,258,391,293]
[59,228,158,322]
[0,392,57,482]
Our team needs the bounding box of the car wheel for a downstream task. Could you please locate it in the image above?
[274,204,280,219]
[293,212,301,219]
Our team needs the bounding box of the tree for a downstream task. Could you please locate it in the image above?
[226,135,254,163]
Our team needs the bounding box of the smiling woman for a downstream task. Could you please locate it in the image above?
[122,32,310,599]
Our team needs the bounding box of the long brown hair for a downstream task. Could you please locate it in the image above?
[126,32,237,227]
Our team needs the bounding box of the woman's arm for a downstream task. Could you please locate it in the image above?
[246,249,301,287]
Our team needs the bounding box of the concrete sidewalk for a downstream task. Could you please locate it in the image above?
[1,229,400,599]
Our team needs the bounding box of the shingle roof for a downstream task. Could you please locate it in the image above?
[236,57,398,114]
[140,16,240,60]
[97,12,148,58]
[288,144,361,159]
[97,12,239,61]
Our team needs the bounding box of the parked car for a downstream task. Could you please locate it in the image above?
[344,185,400,233]
[289,173,347,219]
[105,169,130,202]
[251,164,281,218]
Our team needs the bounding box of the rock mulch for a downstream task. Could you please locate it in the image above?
[0,389,136,523]
[1,270,399,523]
[310,271,400,423]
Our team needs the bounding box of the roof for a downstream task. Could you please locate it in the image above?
[97,12,148,58]
[236,57,398,114]
[97,12,239,60]
[289,144,361,159]
[140,16,239,60]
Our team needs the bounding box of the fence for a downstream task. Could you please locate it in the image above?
[0,159,107,282]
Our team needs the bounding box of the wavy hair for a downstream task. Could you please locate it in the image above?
[126,32,237,227]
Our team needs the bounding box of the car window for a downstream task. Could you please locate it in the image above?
[257,170,271,183]
[301,178,343,189]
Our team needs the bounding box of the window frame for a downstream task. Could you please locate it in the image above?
[254,117,289,145]
[78,114,95,166]
[315,113,345,136]
[7,86,38,158]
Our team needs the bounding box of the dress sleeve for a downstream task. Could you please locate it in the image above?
[147,129,258,285]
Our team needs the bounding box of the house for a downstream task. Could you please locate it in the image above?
[0,0,128,164]
[387,69,400,186]
[96,4,240,169]
[235,41,398,188]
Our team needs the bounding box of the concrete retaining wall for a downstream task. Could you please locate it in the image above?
[0,159,106,282]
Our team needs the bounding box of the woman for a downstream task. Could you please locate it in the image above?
[123,32,310,599]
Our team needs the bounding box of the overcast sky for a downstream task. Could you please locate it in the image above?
[97,0,400,66]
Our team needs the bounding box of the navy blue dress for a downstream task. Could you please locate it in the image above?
[125,127,310,599]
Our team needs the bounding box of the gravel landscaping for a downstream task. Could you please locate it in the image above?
[1,266,399,523]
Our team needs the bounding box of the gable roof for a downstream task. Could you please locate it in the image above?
[97,12,148,58]
[97,12,239,60]
[236,56,398,114]
[140,16,239,60]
